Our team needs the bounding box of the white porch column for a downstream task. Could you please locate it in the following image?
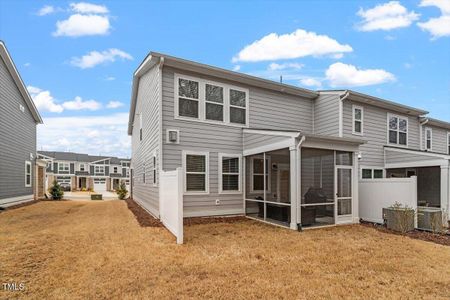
[441,161,450,218]
[353,151,359,223]
[289,146,298,230]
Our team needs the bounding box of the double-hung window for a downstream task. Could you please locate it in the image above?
[143,164,146,183]
[425,128,432,150]
[229,89,247,124]
[25,161,32,187]
[178,78,200,118]
[388,114,408,146]
[94,165,105,175]
[352,105,363,135]
[59,162,69,173]
[448,132,450,154]
[139,114,143,141]
[251,157,270,192]
[183,152,208,193]
[175,75,248,126]
[79,164,85,172]
[205,84,224,121]
[219,154,241,193]
[152,154,157,186]
[113,166,118,173]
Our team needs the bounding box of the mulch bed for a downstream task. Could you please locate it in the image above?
[125,198,162,227]
[184,216,248,226]
[360,221,450,247]
[0,200,40,212]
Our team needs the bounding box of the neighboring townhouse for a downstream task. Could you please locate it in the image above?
[128,52,450,230]
[37,151,130,193]
[316,90,449,213]
[0,41,43,207]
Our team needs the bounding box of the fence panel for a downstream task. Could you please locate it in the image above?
[160,168,183,244]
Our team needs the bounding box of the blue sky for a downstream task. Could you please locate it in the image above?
[1,0,449,157]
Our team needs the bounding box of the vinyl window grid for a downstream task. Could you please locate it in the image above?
[218,153,242,194]
[182,151,209,195]
[387,113,408,147]
[174,74,249,127]
[352,105,363,135]
[25,161,32,187]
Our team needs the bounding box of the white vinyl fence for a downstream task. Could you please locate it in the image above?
[359,176,417,224]
[160,168,184,244]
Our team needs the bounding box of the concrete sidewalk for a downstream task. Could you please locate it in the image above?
[63,191,120,201]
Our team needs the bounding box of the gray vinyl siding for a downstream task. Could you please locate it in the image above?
[162,66,314,217]
[422,125,449,154]
[385,149,440,164]
[0,55,36,202]
[342,100,421,168]
[131,64,160,217]
[313,93,340,136]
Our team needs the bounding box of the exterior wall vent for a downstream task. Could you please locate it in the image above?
[166,129,180,144]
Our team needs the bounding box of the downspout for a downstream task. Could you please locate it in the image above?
[296,135,306,231]
[338,91,350,138]
[158,56,165,218]
[419,118,429,150]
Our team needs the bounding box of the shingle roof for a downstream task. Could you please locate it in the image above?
[38,151,130,164]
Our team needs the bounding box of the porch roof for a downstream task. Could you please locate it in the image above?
[243,129,366,156]
[384,146,450,168]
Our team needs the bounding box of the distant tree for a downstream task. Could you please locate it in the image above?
[116,181,128,200]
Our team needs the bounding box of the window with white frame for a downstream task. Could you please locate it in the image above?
[425,127,432,150]
[361,168,384,179]
[178,78,199,118]
[143,164,146,183]
[251,157,270,192]
[229,89,247,124]
[152,154,157,186]
[79,164,85,171]
[448,133,450,154]
[175,75,248,126]
[353,105,363,135]
[25,161,32,187]
[94,165,105,175]
[58,162,69,172]
[126,168,130,178]
[388,114,408,146]
[219,154,241,193]
[139,114,143,141]
[184,152,208,193]
[205,84,224,121]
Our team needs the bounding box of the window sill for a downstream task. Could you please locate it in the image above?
[219,191,242,195]
[174,115,248,128]
[184,191,210,196]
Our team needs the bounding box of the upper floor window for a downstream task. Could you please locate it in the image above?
[59,163,70,172]
[388,114,408,146]
[425,128,432,150]
[139,114,143,141]
[113,166,118,173]
[175,75,248,126]
[79,164,85,172]
[25,161,32,187]
[352,105,363,135]
[94,165,105,175]
[447,132,450,154]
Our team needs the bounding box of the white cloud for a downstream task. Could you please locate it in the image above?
[71,48,133,69]
[105,76,115,81]
[27,86,64,113]
[357,1,420,31]
[106,101,124,109]
[418,0,450,39]
[404,62,413,69]
[37,5,55,16]
[325,62,396,87]
[268,62,304,71]
[232,65,241,71]
[53,14,110,37]
[24,62,31,67]
[300,78,323,88]
[38,113,131,158]
[62,96,101,111]
[232,29,353,62]
[70,2,109,14]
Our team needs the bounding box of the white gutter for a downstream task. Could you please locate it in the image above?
[419,118,429,150]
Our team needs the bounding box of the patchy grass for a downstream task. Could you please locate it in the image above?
[0,201,449,299]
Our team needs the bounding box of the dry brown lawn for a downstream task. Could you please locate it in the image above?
[1,201,449,300]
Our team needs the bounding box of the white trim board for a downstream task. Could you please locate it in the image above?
[0,194,34,207]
